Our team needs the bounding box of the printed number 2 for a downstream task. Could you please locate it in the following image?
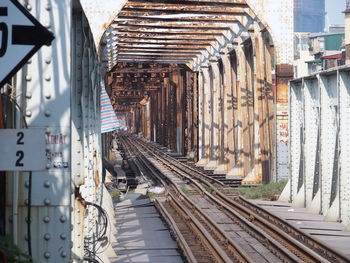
[17,132,24,145]
[16,151,24,167]
[16,132,24,166]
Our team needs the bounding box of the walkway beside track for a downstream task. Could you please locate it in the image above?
[250,200,350,259]
[108,185,183,263]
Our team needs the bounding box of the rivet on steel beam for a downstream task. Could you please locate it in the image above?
[25,75,32,81]
[44,198,51,205]
[61,251,67,258]
[44,233,51,241]
[60,233,67,240]
[25,110,32,117]
[44,110,51,117]
[45,22,51,29]
[45,93,51,100]
[45,127,51,134]
[43,216,50,223]
[45,3,51,11]
[24,180,30,188]
[25,216,31,223]
[25,92,32,99]
[24,199,29,206]
[44,181,51,188]
[45,57,51,64]
[46,163,51,169]
[27,59,32,64]
[60,216,67,223]
[44,252,51,259]
[26,4,32,10]
[45,75,51,81]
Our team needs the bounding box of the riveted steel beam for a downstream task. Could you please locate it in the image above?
[116,40,212,45]
[114,28,225,35]
[113,22,233,30]
[119,8,247,16]
[117,49,202,54]
[117,33,217,41]
[126,0,247,7]
[117,37,214,45]
[115,15,244,23]
[116,44,207,50]
[117,59,188,64]
[117,52,197,58]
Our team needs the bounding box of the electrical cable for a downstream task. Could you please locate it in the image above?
[83,256,99,263]
[83,201,109,262]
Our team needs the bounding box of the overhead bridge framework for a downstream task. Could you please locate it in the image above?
[100,0,294,184]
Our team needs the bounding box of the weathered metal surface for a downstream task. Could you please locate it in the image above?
[5,1,72,262]
[80,0,128,47]
[288,66,350,229]
[3,1,107,262]
[103,0,293,186]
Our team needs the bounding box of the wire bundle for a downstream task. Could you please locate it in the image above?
[83,201,109,263]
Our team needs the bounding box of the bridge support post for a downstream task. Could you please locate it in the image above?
[214,50,233,175]
[205,58,221,170]
[197,66,210,167]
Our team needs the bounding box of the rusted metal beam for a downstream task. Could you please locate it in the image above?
[111,68,174,73]
[126,0,248,8]
[117,33,217,41]
[118,56,195,60]
[116,44,207,50]
[118,59,188,64]
[114,28,225,35]
[116,40,211,46]
[117,53,197,58]
[114,22,232,30]
[116,50,202,54]
[118,35,216,41]
[116,15,244,23]
[119,8,247,16]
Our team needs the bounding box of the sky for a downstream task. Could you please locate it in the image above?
[325,0,345,26]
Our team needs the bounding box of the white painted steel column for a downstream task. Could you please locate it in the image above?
[197,70,204,161]
[214,51,233,175]
[6,1,73,261]
[205,58,221,170]
[303,79,321,213]
[339,70,350,228]
[196,66,210,167]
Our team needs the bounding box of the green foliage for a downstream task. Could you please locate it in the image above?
[108,188,121,197]
[180,185,189,194]
[204,186,214,194]
[0,235,32,263]
[234,180,287,200]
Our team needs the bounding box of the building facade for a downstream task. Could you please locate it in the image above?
[294,0,325,32]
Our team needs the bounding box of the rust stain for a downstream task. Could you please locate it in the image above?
[276,64,293,104]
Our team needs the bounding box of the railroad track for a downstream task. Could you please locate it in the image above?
[118,133,349,263]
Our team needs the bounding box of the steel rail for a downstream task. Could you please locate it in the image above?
[120,135,242,262]
[129,134,349,263]
[120,135,304,262]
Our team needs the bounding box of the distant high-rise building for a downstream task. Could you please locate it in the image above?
[294,0,325,32]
